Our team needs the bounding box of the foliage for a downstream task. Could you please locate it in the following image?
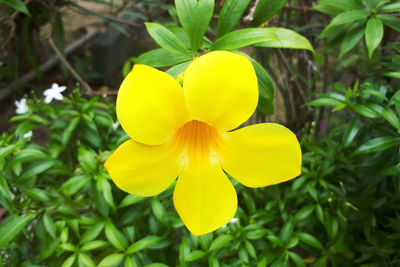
[315,0,400,58]
[1,0,400,266]
[128,0,313,116]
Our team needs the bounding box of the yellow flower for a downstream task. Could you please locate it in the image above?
[105,51,301,235]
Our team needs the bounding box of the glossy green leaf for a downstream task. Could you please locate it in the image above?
[298,232,324,251]
[175,0,196,32]
[380,2,400,12]
[166,61,191,77]
[105,220,127,251]
[328,10,370,28]
[339,26,364,58]
[308,97,345,106]
[365,16,383,58]
[252,0,288,26]
[61,254,76,267]
[98,254,125,267]
[352,136,400,155]
[253,28,314,52]
[78,253,96,267]
[188,0,214,52]
[317,0,362,11]
[209,235,234,251]
[61,175,91,196]
[289,251,306,267]
[135,48,191,68]
[80,222,106,244]
[382,108,400,129]
[210,28,279,51]
[377,14,400,32]
[0,213,35,248]
[217,0,251,36]
[145,22,190,56]
[127,236,164,254]
[43,214,56,239]
[0,0,30,15]
[342,119,362,147]
[185,250,206,261]
[80,240,108,251]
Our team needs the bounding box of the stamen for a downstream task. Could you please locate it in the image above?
[172,120,221,163]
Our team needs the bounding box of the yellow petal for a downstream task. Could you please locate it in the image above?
[218,123,301,188]
[173,159,237,235]
[104,140,183,196]
[117,64,189,145]
[183,51,258,131]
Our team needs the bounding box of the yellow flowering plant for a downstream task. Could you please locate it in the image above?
[105,51,302,235]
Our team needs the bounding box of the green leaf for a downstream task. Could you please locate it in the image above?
[61,175,91,196]
[126,236,164,254]
[143,264,169,267]
[80,240,108,251]
[60,243,77,252]
[339,26,364,58]
[210,28,279,51]
[0,175,11,200]
[384,72,400,79]
[317,0,362,11]
[188,0,214,52]
[0,0,30,15]
[365,16,383,58]
[352,103,382,118]
[62,117,80,145]
[61,254,76,267]
[80,222,106,244]
[289,251,306,267]
[151,197,167,224]
[105,220,127,251]
[98,254,125,267]
[209,235,234,251]
[98,177,115,210]
[294,205,315,222]
[78,147,97,173]
[175,0,197,32]
[145,22,190,56]
[185,250,206,261]
[0,144,18,160]
[43,214,57,239]
[382,108,400,129]
[308,97,345,106]
[380,2,400,12]
[135,48,191,67]
[25,188,51,202]
[19,160,56,180]
[352,136,400,155]
[0,213,35,248]
[253,27,314,52]
[298,232,324,251]
[378,14,400,32]
[217,0,251,36]
[342,119,362,147]
[208,256,220,267]
[166,61,191,77]
[252,0,288,26]
[78,253,96,267]
[320,10,369,36]
[118,194,145,208]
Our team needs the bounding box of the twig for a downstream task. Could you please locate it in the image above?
[48,37,93,92]
[0,29,98,101]
[0,0,31,50]
[69,2,141,28]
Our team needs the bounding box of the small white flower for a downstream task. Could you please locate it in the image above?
[112,121,120,130]
[15,98,28,114]
[44,83,67,103]
[221,218,239,229]
[23,131,33,139]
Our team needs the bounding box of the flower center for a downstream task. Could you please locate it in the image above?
[172,120,221,163]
